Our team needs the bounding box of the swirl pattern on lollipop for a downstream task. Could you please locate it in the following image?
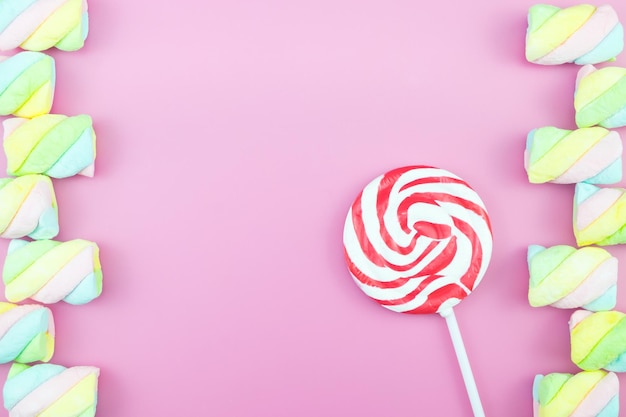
[4,363,99,417]
[525,126,622,184]
[343,166,493,314]
[533,371,619,417]
[0,175,59,240]
[526,4,624,65]
[0,52,55,118]
[528,245,617,311]
[4,239,102,305]
[573,183,626,247]
[575,65,626,129]
[0,0,89,52]
[570,310,626,372]
[4,114,96,178]
[0,302,54,364]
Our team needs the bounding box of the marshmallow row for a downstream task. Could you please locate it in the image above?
[0,3,100,416]
[525,5,626,416]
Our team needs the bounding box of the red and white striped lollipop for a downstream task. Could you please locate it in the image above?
[343,165,493,416]
[344,165,493,314]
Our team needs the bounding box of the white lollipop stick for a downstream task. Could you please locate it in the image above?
[440,307,485,417]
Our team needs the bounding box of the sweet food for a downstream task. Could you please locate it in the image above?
[573,182,626,246]
[4,114,96,178]
[4,239,102,305]
[575,65,626,129]
[528,245,617,311]
[0,51,55,118]
[526,4,624,65]
[525,126,622,184]
[0,302,54,364]
[570,310,626,372]
[0,0,89,52]
[533,371,619,417]
[343,166,493,314]
[3,363,99,417]
[0,175,58,240]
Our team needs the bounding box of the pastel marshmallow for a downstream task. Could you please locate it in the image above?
[570,310,626,372]
[575,65,626,129]
[0,52,55,118]
[4,114,96,178]
[4,239,103,305]
[528,245,617,311]
[0,175,59,240]
[0,302,54,364]
[533,371,619,417]
[525,127,622,184]
[0,0,89,51]
[3,363,99,417]
[526,4,624,65]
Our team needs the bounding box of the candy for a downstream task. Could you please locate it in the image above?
[525,4,624,65]
[4,239,102,305]
[0,302,54,364]
[525,126,622,184]
[0,175,58,240]
[575,65,626,129]
[573,183,626,247]
[570,310,626,372]
[343,166,492,416]
[533,371,619,417]
[527,245,617,311]
[4,114,96,178]
[0,0,88,52]
[343,166,493,314]
[0,51,55,118]
[3,363,99,417]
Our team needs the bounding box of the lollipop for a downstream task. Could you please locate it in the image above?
[343,165,493,416]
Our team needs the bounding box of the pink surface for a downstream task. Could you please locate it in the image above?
[2,0,626,416]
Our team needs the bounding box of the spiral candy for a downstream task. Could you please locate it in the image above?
[0,51,55,118]
[0,0,89,52]
[570,310,626,372]
[4,239,102,305]
[525,126,622,184]
[533,371,619,417]
[573,183,626,247]
[528,245,617,311]
[575,65,626,129]
[343,166,493,314]
[3,363,99,417]
[4,114,96,178]
[0,175,58,240]
[526,4,624,65]
[0,303,54,365]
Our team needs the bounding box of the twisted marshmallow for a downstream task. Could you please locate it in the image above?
[525,126,622,184]
[573,183,626,246]
[0,175,58,240]
[0,0,88,51]
[3,363,99,417]
[4,114,96,178]
[575,65,626,129]
[570,310,626,372]
[0,51,54,118]
[533,371,619,417]
[4,239,102,305]
[528,245,617,311]
[526,4,624,65]
[0,302,54,364]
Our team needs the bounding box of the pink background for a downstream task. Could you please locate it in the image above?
[2,0,626,415]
